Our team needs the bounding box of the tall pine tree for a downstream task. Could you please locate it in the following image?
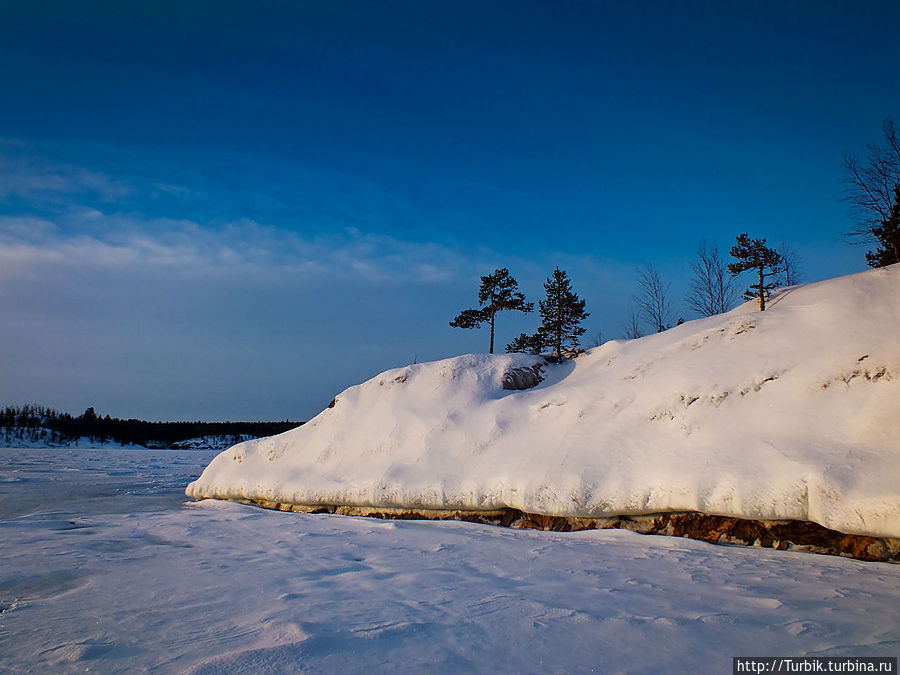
[538,267,589,360]
[450,268,532,353]
[727,233,782,311]
[866,184,900,268]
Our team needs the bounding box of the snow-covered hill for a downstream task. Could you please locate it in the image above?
[187,265,900,540]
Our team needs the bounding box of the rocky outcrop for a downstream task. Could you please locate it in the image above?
[217,500,900,563]
[510,512,900,562]
[500,360,546,390]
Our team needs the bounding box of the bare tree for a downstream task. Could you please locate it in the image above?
[841,118,900,243]
[634,263,675,333]
[686,238,738,317]
[776,241,803,287]
[585,329,604,349]
[623,309,643,340]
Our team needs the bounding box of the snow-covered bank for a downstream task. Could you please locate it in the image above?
[0,426,142,449]
[187,265,900,540]
[2,449,899,672]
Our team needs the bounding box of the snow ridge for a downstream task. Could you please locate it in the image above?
[187,266,900,539]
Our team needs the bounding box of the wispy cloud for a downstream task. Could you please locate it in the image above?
[0,211,479,284]
[0,139,133,203]
[0,138,491,278]
[0,141,640,347]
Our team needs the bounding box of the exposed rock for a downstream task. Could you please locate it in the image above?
[509,512,900,563]
[221,500,900,563]
[500,361,546,390]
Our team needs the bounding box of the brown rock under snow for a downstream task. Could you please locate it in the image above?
[219,499,900,562]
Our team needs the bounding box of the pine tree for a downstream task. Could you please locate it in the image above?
[538,267,589,360]
[726,233,783,311]
[865,184,900,268]
[450,268,533,353]
[505,331,545,355]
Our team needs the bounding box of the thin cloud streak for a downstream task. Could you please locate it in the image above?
[0,213,478,284]
[0,139,132,203]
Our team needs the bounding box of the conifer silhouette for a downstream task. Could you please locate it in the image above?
[450,268,533,353]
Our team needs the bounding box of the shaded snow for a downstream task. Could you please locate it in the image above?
[188,266,900,538]
[2,448,899,672]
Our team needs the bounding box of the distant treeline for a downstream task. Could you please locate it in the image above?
[0,404,302,448]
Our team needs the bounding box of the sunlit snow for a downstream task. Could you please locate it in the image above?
[2,448,898,672]
[188,266,900,538]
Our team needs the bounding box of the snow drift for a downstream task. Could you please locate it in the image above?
[187,265,900,539]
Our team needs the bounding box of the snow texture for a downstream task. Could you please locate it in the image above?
[187,266,900,538]
[2,448,899,672]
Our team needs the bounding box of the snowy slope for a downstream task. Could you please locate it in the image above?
[187,265,900,538]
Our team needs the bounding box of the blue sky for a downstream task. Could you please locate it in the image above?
[1,1,898,421]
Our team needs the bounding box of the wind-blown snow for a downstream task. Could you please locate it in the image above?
[187,265,900,538]
[2,448,899,672]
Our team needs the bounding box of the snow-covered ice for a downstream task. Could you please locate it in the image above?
[2,447,899,672]
[188,266,900,538]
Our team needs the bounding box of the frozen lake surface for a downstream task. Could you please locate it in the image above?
[1,447,898,673]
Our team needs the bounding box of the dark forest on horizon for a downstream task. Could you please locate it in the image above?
[0,404,303,448]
